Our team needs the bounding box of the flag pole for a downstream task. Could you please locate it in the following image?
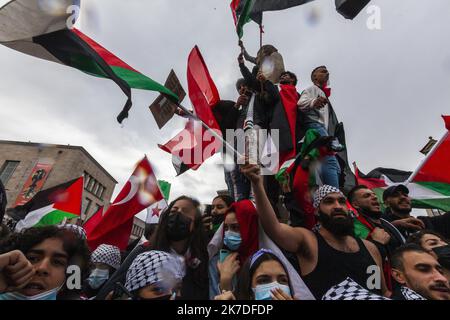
[259,24,264,49]
[406,130,448,184]
[175,102,246,162]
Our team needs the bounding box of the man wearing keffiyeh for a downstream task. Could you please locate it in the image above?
[82,244,121,299]
[242,162,390,299]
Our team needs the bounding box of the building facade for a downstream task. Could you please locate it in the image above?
[130,216,146,244]
[0,140,117,222]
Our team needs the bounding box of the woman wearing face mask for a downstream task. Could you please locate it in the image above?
[203,195,233,241]
[215,248,294,300]
[124,250,183,300]
[210,195,234,233]
[208,200,258,299]
[407,230,450,281]
[82,244,121,299]
[149,196,209,300]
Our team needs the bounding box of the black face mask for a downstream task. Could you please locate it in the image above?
[318,210,354,237]
[166,212,192,242]
[432,245,450,269]
[212,214,225,227]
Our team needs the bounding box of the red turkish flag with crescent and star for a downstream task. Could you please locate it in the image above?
[87,157,163,250]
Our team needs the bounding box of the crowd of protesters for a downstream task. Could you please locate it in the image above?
[0,42,449,301]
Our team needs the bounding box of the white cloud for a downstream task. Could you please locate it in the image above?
[1,0,449,208]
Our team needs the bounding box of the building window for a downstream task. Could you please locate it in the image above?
[93,182,100,195]
[82,197,92,217]
[87,179,95,192]
[83,172,105,200]
[84,173,91,188]
[0,161,20,185]
[97,186,104,199]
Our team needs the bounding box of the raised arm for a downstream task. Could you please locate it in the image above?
[241,163,308,253]
[238,54,259,92]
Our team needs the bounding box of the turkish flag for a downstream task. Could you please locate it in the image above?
[159,46,222,175]
[87,157,163,250]
[83,206,103,237]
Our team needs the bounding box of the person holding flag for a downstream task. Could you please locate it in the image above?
[298,66,344,189]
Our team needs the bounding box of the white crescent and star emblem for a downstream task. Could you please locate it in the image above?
[112,175,140,206]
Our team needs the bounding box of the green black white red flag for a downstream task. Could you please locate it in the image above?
[355,116,450,212]
[0,0,178,123]
[15,177,84,231]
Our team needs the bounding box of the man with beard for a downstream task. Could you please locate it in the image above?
[242,163,389,299]
[349,185,409,291]
[382,185,450,239]
[349,185,406,254]
[390,244,450,300]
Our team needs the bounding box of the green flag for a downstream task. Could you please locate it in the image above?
[158,180,171,201]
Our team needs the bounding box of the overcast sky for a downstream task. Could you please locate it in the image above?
[1,0,449,219]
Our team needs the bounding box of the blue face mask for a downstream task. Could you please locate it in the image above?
[223,231,242,251]
[0,287,60,300]
[252,282,292,300]
[87,268,109,289]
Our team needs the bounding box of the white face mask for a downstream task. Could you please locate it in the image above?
[0,286,61,301]
[87,268,110,289]
[252,281,292,301]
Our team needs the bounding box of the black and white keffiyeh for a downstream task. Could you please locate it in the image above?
[400,286,426,300]
[125,250,184,293]
[313,185,343,208]
[60,223,87,240]
[322,277,390,300]
[91,244,121,270]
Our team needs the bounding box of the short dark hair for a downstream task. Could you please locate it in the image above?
[280,71,298,86]
[0,225,91,280]
[235,251,292,300]
[391,243,431,271]
[311,65,327,82]
[406,230,449,247]
[347,185,370,205]
[213,195,234,207]
[236,78,249,92]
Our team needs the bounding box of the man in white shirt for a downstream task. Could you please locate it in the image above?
[298,66,341,188]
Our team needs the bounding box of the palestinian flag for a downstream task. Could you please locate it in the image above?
[15,177,83,232]
[0,0,178,123]
[407,115,450,211]
[234,0,315,38]
[355,116,450,212]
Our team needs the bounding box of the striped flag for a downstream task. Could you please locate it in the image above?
[0,0,178,123]
[355,116,450,212]
[15,177,83,231]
